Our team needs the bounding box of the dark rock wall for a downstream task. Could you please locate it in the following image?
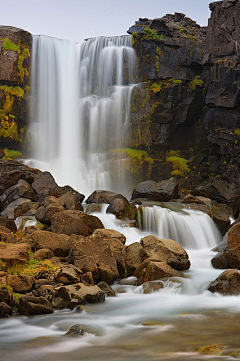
[0,26,32,150]
[126,0,240,190]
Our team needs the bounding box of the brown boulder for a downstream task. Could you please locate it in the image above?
[97,281,116,297]
[31,172,58,197]
[140,235,190,271]
[211,251,230,269]
[6,274,35,293]
[1,198,32,219]
[135,259,185,285]
[126,242,148,276]
[30,230,71,257]
[69,233,119,283]
[0,242,29,263]
[208,270,240,295]
[211,202,233,236]
[228,223,240,269]
[106,198,137,220]
[0,302,12,318]
[131,178,178,202]
[0,216,16,232]
[142,281,164,294]
[30,249,54,260]
[55,265,81,285]
[86,190,128,204]
[51,210,104,236]
[19,295,53,315]
[58,192,84,211]
[0,179,37,210]
[14,201,40,219]
[52,283,105,308]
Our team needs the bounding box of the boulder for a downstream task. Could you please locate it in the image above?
[142,281,164,294]
[31,172,58,198]
[14,201,40,219]
[86,190,128,204]
[58,192,84,211]
[0,286,11,303]
[30,249,54,260]
[93,229,126,277]
[212,234,228,252]
[140,235,190,271]
[69,233,119,283]
[85,203,103,214]
[51,210,104,236]
[0,302,12,318]
[131,178,178,202]
[182,194,207,204]
[208,270,240,295]
[0,179,37,210]
[211,202,233,236]
[97,281,116,297]
[19,295,53,315]
[55,265,81,285]
[126,242,148,276]
[40,185,85,204]
[6,274,35,293]
[52,283,105,308]
[65,324,84,337]
[211,251,230,269]
[1,198,32,219]
[228,223,240,269]
[191,180,238,207]
[135,259,185,285]
[0,243,29,263]
[0,216,16,232]
[106,198,137,220]
[30,230,71,257]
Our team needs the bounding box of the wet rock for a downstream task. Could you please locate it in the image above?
[211,201,233,236]
[6,274,35,293]
[208,269,240,295]
[52,283,105,308]
[228,223,240,269]
[182,194,207,204]
[65,324,84,336]
[1,198,32,219]
[50,210,104,236]
[29,230,71,257]
[135,259,185,285]
[126,242,148,276]
[211,251,230,269]
[140,235,190,271]
[142,281,164,294]
[131,178,178,202]
[55,265,81,285]
[19,295,53,315]
[212,234,228,252]
[97,281,116,297]
[106,198,137,220]
[86,190,128,204]
[0,242,30,263]
[14,201,40,218]
[85,203,103,214]
[0,302,12,318]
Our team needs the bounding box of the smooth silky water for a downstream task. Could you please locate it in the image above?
[1,205,240,361]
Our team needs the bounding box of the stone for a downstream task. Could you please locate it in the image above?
[86,190,128,204]
[6,274,35,293]
[30,249,54,260]
[182,194,207,204]
[208,269,240,295]
[31,172,58,197]
[126,242,148,276]
[58,192,84,211]
[135,259,185,285]
[0,216,16,232]
[1,198,32,219]
[30,230,71,257]
[93,228,126,244]
[52,283,105,308]
[55,265,81,285]
[142,281,164,294]
[106,198,137,220]
[19,295,53,315]
[211,251,230,269]
[0,179,37,210]
[0,302,12,318]
[211,202,233,236]
[69,233,119,283]
[0,242,29,263]
[97,281,116,297]
[131,178,178,202]
[85,203,103,214]
[140,235,190,271]
[50,210,104,236]
[14,201,40,219]
[65,324,84,336]
[228,223,240,269]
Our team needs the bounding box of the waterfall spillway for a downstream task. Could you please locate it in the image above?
[137,204,221,249]
[27,35,137,195]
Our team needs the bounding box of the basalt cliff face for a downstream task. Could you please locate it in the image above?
[0,26,31,151]
[126,0,240,191]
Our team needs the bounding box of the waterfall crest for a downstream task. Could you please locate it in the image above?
[27,35,137,195]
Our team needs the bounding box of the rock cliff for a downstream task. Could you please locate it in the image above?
[0,26,31,150]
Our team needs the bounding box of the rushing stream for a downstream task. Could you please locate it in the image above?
[1,205,240,361]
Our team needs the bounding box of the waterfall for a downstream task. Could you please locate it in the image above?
[26,35,137,196]
[137,205,221,249]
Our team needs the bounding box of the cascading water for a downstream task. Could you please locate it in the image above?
[26,35,137,195]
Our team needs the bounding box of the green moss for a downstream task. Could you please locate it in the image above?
[166,155,189,177]
[143,27,166,41]
[189,76,204,91]
[234,129,240,135]
[132,31,139,47]
[168,78,182,85]
[2,38,19,52]
[3,148,22,160]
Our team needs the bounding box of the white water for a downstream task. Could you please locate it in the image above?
[26,35,137,196]
[2,206,239,360]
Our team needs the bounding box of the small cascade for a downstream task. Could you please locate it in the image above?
[138,205,221,249]
[26,35,137,195]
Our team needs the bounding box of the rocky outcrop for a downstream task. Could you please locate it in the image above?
[131,178,178,201]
